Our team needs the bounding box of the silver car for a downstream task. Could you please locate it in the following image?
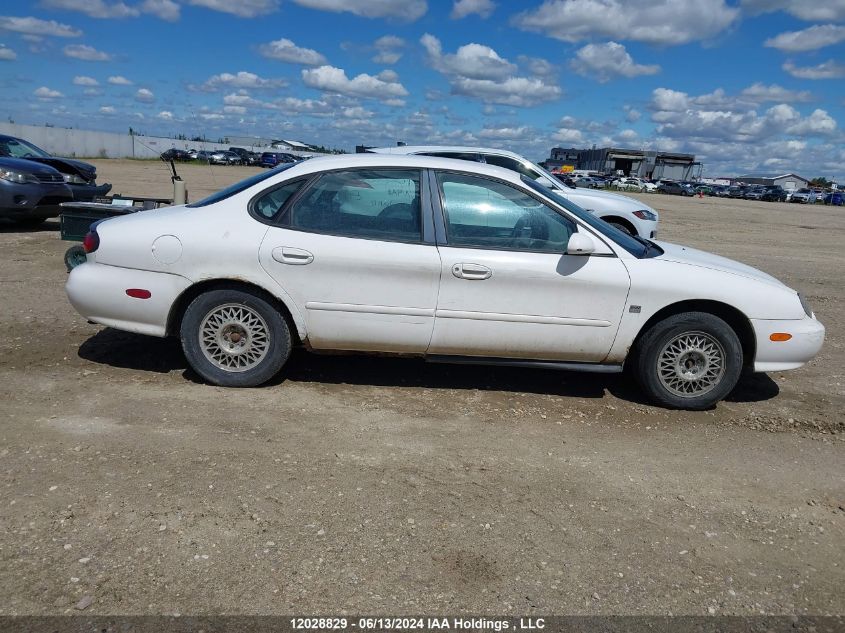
[0,156,72,226]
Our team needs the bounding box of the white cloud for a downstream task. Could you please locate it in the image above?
[372,35,404,64]
[99,105,116,114]
[223,105,246,114]
[195,71,287,91]
[40,0,139,19]
[421,33,517,80]
[624,105,641,122]
[783,59,845,79]
[141,0,180,21]
[786,109,838,135]
[517,55,556,78]
[572,41,660,82]
[258,38,327,65]
[552,127,585,144]
[741,0,845,22]
[0,16,81,37]
[0,44,16,60]
[34,86,63,99]
[451,0,495,19]
[421,33,561,107]
[301,65,409,104]
[63,44,112,61]
[186,0,278,17]
[740,83,813,103]
[107,75,132,85]
[617,128,638,142]
[291,0,427,21]
[72,75,98,86]
[477,125,531,140]
[451,76,562,107]
[157,110,174,120]
[764,24,845,52]
[513,0,739,46]
[135,88,155,103]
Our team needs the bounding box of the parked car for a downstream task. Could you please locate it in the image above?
[657,181,694,196]
[195,150,213,163]
[760,185,788,202]
[0,156,73,226]
[369,145,659,238]
[712,185,730,197]
[260,152,298,168]
[0,134,111,201]
[823,191,843,206]
[614,177,647,192]
[554,174,578,187]
[160,148,191,162]
[743,185,766,201]
[694,185,714,196]
[65,154,825,409]
[209,150,241,165]
[727,185,745,198]
[228,147,257,165]
[790,188,817,204]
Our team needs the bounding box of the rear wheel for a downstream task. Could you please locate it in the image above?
[632,312,743,410]
[64,245,87,271]
[180,288,291,387]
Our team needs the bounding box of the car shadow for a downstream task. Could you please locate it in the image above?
[77,329,780,404]
[0,218,60,232]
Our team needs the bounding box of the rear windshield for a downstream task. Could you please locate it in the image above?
[187,163,294,208]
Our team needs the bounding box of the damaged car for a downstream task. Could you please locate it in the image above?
[0,134,111,202]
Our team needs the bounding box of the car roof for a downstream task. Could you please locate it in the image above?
[266,152,527,187]
[369,145,528,161]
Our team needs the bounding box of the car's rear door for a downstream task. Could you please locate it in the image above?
[257,168,442,353]
[428,170,631,362]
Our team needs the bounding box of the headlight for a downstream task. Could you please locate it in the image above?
[633,209,657,221]
[0,168,39,184]
[63,173,89,184]
[798,293,814,318]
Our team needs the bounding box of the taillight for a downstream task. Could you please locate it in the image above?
[82,230,99,254]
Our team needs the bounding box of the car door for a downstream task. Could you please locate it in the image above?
[429,171,631,362]
[257,168,442,353]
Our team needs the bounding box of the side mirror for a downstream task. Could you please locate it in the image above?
[566,232,595,256]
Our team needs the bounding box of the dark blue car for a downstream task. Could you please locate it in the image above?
[259,152,298,168]
[823,191,843,206]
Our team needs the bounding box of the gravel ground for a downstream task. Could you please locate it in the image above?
[0,160,842,616]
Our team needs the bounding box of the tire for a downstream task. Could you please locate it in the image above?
[631,311,743,410]
[607,221,632,235]
[12,217,47,228]
[64,245,87,272]
[180,288,291,387]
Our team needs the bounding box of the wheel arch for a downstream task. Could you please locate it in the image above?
[166,278,304,344]
[630,299,756,367]
[600,215,638,236]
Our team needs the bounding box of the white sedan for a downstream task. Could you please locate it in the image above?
[66,154,825,409]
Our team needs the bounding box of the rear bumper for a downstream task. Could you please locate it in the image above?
[66,261,192,337]
[751,316,825,372]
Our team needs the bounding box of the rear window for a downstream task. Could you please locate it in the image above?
[186,163,295,208]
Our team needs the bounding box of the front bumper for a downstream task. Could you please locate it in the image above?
[751,316,825,372]
[0,179,73,218]
[66,261,192,337]
[68,182,112,202]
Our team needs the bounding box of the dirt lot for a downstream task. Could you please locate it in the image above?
[0,159,843,616]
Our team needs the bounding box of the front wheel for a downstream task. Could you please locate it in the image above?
[180,288,291,387]
[631,312,743,410]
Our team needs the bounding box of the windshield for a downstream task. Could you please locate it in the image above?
[520,175,660,258]
[0,136,52,159]
[187,163,295,207]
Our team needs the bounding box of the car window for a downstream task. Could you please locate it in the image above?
[482,155,544,180]
[290,169,422,242]
[436,172,576,253]
[0,137,52,158]
[252,179,306,220]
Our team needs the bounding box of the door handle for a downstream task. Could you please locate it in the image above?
[452,263,492,280]
[272,246,314,265]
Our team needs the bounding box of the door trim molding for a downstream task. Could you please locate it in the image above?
[435,309,612,327]
[306,302,435,318]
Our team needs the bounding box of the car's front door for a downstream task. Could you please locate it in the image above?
[429,171,631,362]
[257,168,441,353]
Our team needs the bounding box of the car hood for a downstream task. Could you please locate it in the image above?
[655,241,789,289]
[27,157,97,179]
[558,186,657,214]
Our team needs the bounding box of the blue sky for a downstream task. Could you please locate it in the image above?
[1,0,844,180]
